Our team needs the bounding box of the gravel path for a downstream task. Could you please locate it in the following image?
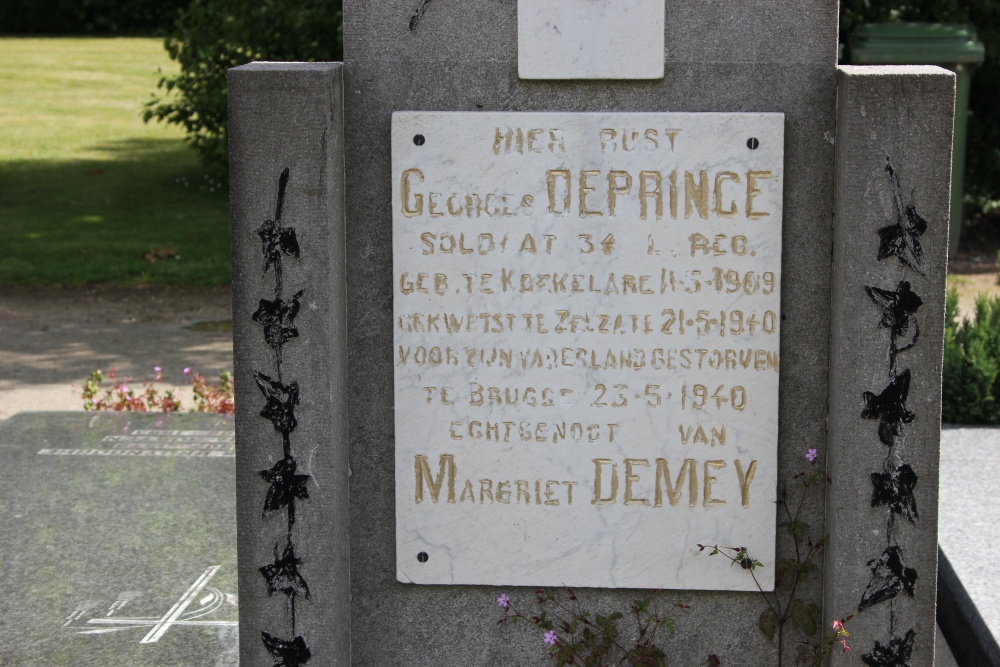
[0,285,234,419]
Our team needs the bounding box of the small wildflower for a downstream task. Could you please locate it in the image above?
[497,594,510,608]
[154,366,162,373]
[183,367,191,374]
[806,448,818,462]
[543,630,557,645]
[120,385,130,394]
[832,619,851,653]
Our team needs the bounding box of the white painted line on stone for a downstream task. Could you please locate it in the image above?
[139,565,221,644]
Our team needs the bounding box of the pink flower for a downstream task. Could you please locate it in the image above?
[497,594,509,608]
[806,448,818,462]
[183,367,191,374]
[153,366,162,373]
[119,385,130,394]
[543,630,557,645]
[832,619,850,652]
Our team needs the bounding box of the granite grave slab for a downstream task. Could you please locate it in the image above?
[0,412,238,667]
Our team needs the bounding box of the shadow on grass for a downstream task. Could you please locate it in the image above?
[0,138,230,286]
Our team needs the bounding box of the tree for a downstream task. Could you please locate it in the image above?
[143,0,343,177]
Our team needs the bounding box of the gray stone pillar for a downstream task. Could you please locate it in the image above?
[229,63,350,666]
[344,2,839,664]
[825,65,955,666]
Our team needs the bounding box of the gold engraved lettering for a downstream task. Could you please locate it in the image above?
[563,481,577,504]
[459,479,475,503]
[592,458,619,505]
[713,171,740,218]
[496,480,511,504]
[414,454,456,504]
[400,168,424,217]
[547,169,571,213]
[746,170,772,218]
[548,129,566,153]
[520,234,537,254]
[654,458,697,507]
[624,459,650,506]
[732,235,748,255]
[684,170,709,219]
[479,479,494,503]
[607,170,632,217]
[667,170,678,218]
[516,480,531,504]
[599,129,617,153]
[734,459,758,508]
[579,170,601,217]
[493,128,510,154]
[545,480,560,506]
[427,192,444,218]
[643,129,659,150]
[703,460,726,507]
[639,171,662,220]
[527,128,544,153]
[663,129,680,151]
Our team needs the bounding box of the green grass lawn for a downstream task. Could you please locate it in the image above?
[0,37,230,285]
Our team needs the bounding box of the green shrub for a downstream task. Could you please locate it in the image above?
[941,289,1000,423]
[0,0,188,35]
[143,0,342,177]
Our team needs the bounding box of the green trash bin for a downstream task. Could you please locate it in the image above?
[847,23,985,259]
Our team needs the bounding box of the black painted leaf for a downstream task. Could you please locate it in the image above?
[261,630,311,667]
[257,168,300,273]
[871,463,918,523]
[260,540,310,599]
[861,369,915,446]
[858,546,917,611]
[865,281,923,352]
[259,457,310,517]
[877,156,927,271]
[252,289,305,349]
[253,371,299,435]
[861,628,915,667]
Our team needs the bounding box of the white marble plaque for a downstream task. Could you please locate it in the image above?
[518,0,665,79]
[393,112,783,590]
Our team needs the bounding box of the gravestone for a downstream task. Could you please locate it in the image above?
[228,2,956,664]
[392,111,783,590]
[0,412,238,666]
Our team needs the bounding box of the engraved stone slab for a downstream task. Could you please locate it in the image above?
[518,0,665,80]
[0,412,237,665]
[393,112,783,589]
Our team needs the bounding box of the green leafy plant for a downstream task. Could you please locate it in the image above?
[698,450,844,667]
[143,0,343,177]
[0,0,189,35]
[496,588,693,666]
[942,288,1000,423]
[82,367,234,414]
